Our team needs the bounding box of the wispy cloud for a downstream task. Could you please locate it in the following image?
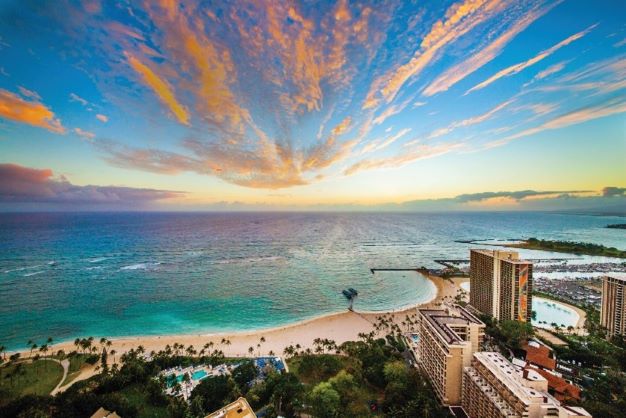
[69,92,89,106]
[487,97,626,147]
[360,128,412,155]
[125,52,190,125]
[0,88,65,133]
[73,127,95,139]
[364,0,506,108]
[429,99,513,138]
[423,1,559,96]
[17,86,42,100]
[344,142,462,175]
[467,23,596,94]
[96,114,108,123]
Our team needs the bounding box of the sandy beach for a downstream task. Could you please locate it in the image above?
[19,273,460,363]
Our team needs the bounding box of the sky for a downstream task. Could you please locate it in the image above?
[0,0,625,211]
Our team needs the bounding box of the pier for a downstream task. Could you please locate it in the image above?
[369,268,425,274]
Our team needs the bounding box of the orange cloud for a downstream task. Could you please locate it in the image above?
[96,114,108,123]
[144,0,248,131]
[126,52,190,125]
[467,24,596,94]
[0,88,65,133]
[364,0,505,109]
[423,2,558,96]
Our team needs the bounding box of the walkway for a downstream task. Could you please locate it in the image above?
[50,358,69,396]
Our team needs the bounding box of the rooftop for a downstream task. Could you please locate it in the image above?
[205,397,256,418]
[522,341,557,370]
[419,305,484,345]
[473,352,548,405]
[470,248,532,264]
[90,408,121,418]
[525,366,582,402]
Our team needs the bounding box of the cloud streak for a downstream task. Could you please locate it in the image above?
[0,88,65,133]
[467,23,596,94]
[126,52,190,125]
[364,0,506,108]
[423,1,559,96]
[488,97,626,147]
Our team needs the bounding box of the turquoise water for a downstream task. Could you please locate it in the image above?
[532,297,580,329]
[166,369,208,387]
[1,212,624,350]
[192,370,208,380]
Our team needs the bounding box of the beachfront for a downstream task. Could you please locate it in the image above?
[16,273,459,365]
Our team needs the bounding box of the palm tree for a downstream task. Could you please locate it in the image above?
[110,349,117,364]
[30,343,38,358]
[0,345,5,362]
[248,346,254,357]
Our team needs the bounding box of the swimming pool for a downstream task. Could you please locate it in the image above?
[166,368,210,387]
[192,370,208,380]
[532,297,579,329]
[457,283,579,329]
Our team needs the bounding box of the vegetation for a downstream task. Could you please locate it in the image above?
[547,310,626,418]
[0,359,64,403]
[0,313,448,418]
[510,237,626,258]
[61,353,99,387]
[483,293,626,418]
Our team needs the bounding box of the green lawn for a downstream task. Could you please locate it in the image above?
[60,354,93,387]
[119,385,170,418]
[0,359,63,404]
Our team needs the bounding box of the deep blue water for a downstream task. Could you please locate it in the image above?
[0,211,624,350]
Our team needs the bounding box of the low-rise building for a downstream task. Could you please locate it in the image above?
[522,340,557,371]
[205,397,256,418]
[416,304,485,405]
[461,352,591,418]
[90,408,121,418]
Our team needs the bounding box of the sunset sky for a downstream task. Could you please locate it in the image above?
[0,0,625,211]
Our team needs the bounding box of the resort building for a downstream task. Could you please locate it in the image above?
[521,340,557,371]
[416,304,485,406]
[461,352,591,418]
[90,408,121,418]
[469,249,533,322]
[205,397,256,418]
[600,274,626,339]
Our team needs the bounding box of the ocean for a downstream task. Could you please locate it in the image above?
[1,211,624,350]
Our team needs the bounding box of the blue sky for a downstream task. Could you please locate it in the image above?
[0,0,625,210]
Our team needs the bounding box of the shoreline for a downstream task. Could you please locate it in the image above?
[13,273,456,361]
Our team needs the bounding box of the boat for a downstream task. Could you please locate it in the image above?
[348,288,358,296]
[342,289,353,299]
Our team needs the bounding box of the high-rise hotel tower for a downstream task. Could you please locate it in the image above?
[601,275,626,339]
[469,249,533,322]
